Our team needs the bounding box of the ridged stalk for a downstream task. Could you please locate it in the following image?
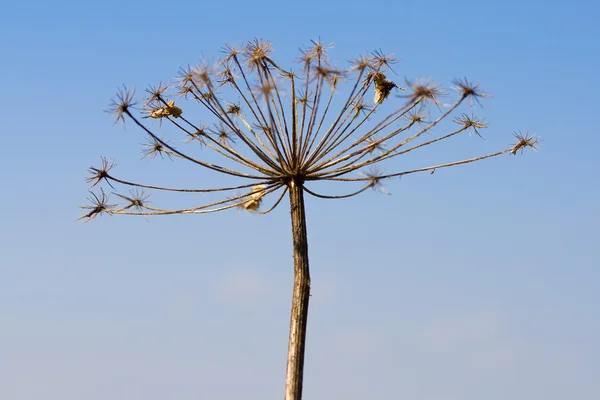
[284,179,311,400]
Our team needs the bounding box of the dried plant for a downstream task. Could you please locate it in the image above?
[80,39,538,400]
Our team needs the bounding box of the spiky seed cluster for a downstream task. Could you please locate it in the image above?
[361,168,389,194]
[244,39,273,71]
[86,157,116,189]
[371,49,399,72]
[349,54,374,72]
[142,137,172,160]
[402,78,445,106]
[406,108,428,124]
[82,39,537,220]
[183,127,208,144]
[115,189,150,211]
[108,87,137,124]
[226,104,242,115]
[453,78,490,106]
[511,131,540,155]
[365,137,386,154]
[145,82,171,104]
[454,113,488,137]
[78,189,116,221]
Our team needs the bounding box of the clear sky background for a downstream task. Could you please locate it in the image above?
[1,0,599,399]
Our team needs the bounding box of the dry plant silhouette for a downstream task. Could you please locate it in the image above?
[80,39,538,400]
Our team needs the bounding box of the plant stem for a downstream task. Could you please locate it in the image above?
[284,179,311,400]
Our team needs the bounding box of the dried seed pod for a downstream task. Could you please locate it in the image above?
[165,100,182,118]
[372,73,398,104]
[148,100,182,119]
[242,185,267,210]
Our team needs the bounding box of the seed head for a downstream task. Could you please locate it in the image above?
[360,168,390,194]
[193,62,215,87]
[86,157,116,189]
[453,78,490,107]
[453,113,488,138]
[226,103,242,116]
[145,82,171,105]
[183,126,209,145]
[77,189,116,222]
[352,100,372,117]
[142,137,172,160]
[403,78,445,105]
[349,53,374,72]
[107,86,137,125]
[114,189,150,211]
[511,131,540,155]
[406,108,429,125]
[308,39,334,60]
[221,43,242,65]
[213,124,237,147]
[244,38,273,71]
[371,49,399,73]
[365,137,387,154]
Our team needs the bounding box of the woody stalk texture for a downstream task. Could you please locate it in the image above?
[80,39,538,400]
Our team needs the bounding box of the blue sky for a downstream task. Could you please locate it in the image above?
[1,0,599,399]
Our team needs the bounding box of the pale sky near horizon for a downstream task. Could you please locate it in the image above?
[1,0,599,399]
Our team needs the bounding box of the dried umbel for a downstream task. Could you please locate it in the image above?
[82,38,538,400]
[84,40,539,215]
